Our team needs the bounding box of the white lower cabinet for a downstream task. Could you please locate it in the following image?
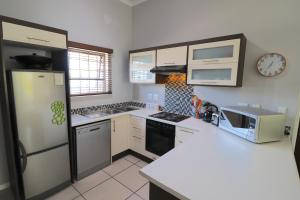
[129,116,159,160]
[175,127,198,147]
[112,116,198,159]
[129,116,146,154]
[111,115,130,156]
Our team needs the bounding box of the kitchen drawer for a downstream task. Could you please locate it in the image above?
[175,127,197,145]
[130,116,146,129]
[2,22,67,49]
[132,127,143,138]
[130,135,144,154]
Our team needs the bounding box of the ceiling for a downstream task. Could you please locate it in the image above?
[120,0,148,7]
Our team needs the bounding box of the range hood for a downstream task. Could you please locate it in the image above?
[150,65,187,75]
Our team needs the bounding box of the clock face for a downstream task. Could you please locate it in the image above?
[257,53,286,77]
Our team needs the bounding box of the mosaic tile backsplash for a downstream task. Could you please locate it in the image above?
[71,101,146,115]
[164,74,193,116]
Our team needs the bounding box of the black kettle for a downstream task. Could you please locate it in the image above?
[203,103,219,123]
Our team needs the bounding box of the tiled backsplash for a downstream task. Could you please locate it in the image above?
[71,101,146,115]
[164,74,193,116]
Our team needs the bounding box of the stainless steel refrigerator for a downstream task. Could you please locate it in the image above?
[8,70,71,200]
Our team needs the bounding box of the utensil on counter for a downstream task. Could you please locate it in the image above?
[191,95,202,119]
[10,53,52,69]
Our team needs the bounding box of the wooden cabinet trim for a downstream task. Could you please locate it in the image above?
[0,15,67,35]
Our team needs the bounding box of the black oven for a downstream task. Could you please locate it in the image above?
[146,119,175,156]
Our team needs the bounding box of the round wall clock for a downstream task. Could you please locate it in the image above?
[256,53,286,77]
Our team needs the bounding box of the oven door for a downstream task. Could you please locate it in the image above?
[146,120,175,156]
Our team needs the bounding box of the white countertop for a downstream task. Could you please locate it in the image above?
[140,121,300,200]
[71,109,300,200]
[71,109,157,127]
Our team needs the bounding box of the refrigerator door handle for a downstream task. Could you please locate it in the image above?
[19,140,28,173]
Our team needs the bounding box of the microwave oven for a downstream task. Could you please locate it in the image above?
[219,106,286,143]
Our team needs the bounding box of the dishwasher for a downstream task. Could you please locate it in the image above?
[75,120,111,180]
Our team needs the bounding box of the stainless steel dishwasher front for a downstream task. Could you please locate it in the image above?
[76,120,111,180]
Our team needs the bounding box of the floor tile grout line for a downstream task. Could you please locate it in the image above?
[72,184,86,200]
[74,156,148,199]
[79,176,112,196]
[111,176,136,193]
[71,185,81,198]
[110,167,149,198]
[133,181,149,200]
[103,160,135,177]
[79,161,135,196]
[124,157,141,165]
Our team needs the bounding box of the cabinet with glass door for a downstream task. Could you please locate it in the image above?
[129,50,156,84]
[187,35,246,87]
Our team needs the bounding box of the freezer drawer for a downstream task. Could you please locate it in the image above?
[22,144,70,199]
[76,121,111,179]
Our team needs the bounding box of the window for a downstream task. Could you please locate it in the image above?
[68,41,113,96]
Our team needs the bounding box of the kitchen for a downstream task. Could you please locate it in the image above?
[0,0,300,200]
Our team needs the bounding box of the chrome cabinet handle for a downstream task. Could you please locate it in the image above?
[19,141,27,173]
[164,62,176,65]
[89,127,100,132]
[27,37,50,43]
[132,136,142,140]
[203,59,219,63]
[179,129,194,134]
[200,81,218,84]
[113,120,115,132]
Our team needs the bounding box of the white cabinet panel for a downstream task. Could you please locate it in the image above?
[187,38,244,86]
[187,62,238,86]
[157,46,187,66]
[130,51,156,84]
[111,115,130,156]
[129,116,145,155]
[175,127,197,147]
[2,22,67,49]
[188,39,240,65]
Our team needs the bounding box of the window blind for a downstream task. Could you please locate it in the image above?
[68,46,112,96]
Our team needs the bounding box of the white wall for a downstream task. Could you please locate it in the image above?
[0,0,133,109]
[132,0,300,135]
[0,0,133,185]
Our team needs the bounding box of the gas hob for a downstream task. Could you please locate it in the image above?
[149,112,190,123]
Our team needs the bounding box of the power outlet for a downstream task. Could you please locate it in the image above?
[237,103,249,107]
[278,106,288,114]
[251,104,262,109]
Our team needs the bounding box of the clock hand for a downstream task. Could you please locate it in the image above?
[267,61,274,69]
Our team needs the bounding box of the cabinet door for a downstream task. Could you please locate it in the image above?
[157,46,187,66]
[130,51,156,84]
[111,115,130,156]
[2,22,67,49]
[187,62,238,86]
[188,39,240,65]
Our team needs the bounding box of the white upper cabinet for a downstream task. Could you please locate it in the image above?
[188,39,240,65]
[157,46,187,66]
[187,36,246,87]
[2,22,67,49]
[130,50,156,84]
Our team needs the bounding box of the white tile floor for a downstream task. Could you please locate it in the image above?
[46,155,150,200]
